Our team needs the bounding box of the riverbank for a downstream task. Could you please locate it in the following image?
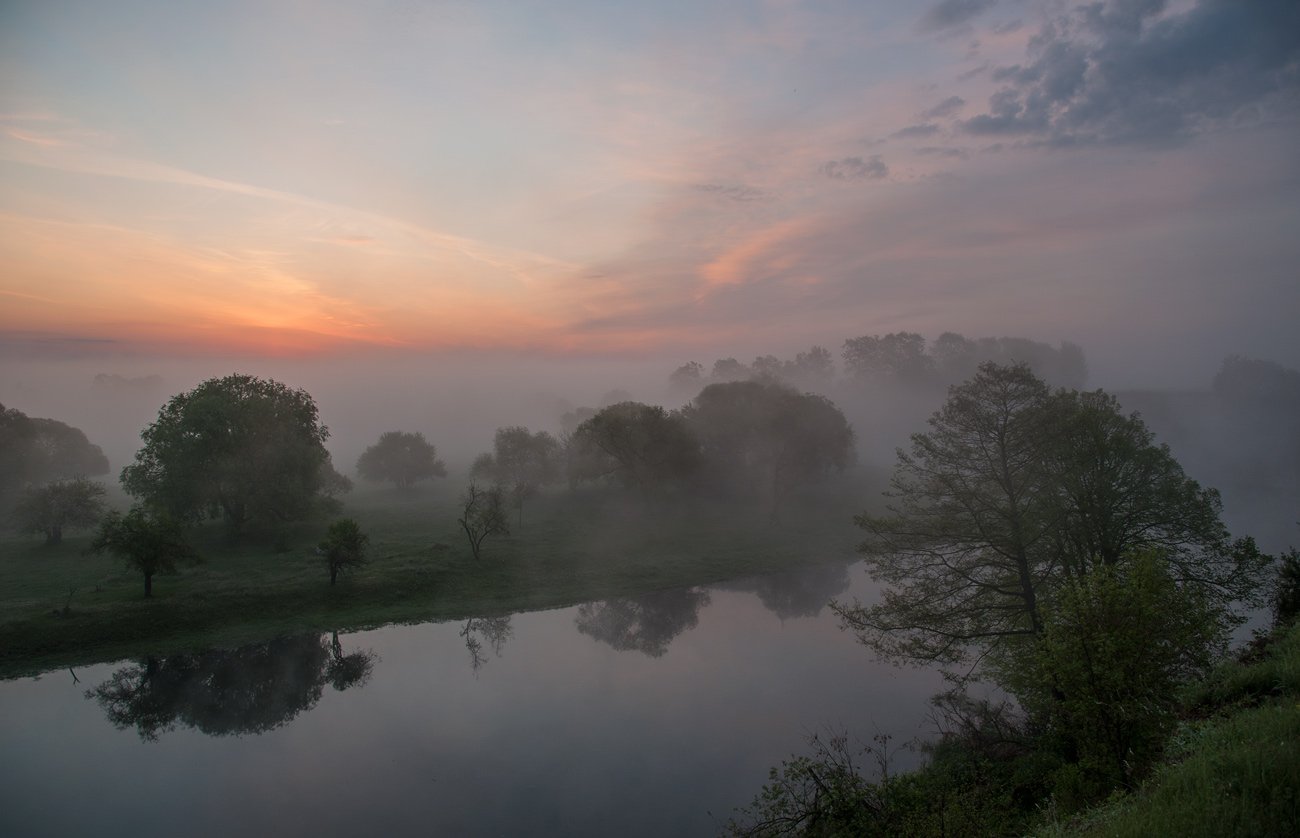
[0,478,875,678]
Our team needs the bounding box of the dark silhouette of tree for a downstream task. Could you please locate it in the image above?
[356,430,447,489]
[0,403,109,506]
[88,507,198,598]
[86,632,374,740]
[834,362,1269,670]
[121,374,350,537]
[470,426,560,527]
[683,379,854,514]
[566,401,701,492]
[842,332,934,385]
[458,483,509,560]
[318,518,368,585]
[575,587,710,657]
[12,477,106,545]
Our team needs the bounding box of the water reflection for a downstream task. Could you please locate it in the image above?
[575,588,710,657]
[86,632,375,740]
[460,616,513,673]
[723,562,851,620]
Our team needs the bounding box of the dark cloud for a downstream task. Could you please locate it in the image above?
[892,123,942,139]
[915,146,970,159]
[820,155,888,180]
[959,0,1300,146]
[693,183,767,202]
[919,0,998,33]
[920,95,966,120]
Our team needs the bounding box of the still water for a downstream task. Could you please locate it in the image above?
[0,561,944,837]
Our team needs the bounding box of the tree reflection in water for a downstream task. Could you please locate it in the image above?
[460,616,513,673]
[575,587,710,657]
[732,562,851,620]
[86,632,375,740]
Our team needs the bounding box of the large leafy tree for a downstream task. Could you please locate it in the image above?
[356,430,447,489]
[835,362,1268,670]
[683,379,854,514]
[121,374,349,535]
[13,477,106,545]
[566,401,701,492]
[470,426,560,527]
[0,403,109,505]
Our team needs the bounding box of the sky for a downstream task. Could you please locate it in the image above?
[2,0,1298,386]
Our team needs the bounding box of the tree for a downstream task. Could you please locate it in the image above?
[89,507,198,598]
[842,332,934,385]
[121,374,349,536]
[470,426,560,527]
[996,552,1223,788]
[575,588,710,657]
[683,379,855,514]
[835,362,1267,670]
[356,430,447,489]
[0,403,109,505]
[318,518,368,585]
[566,401,701,491]
[457,483,510,560]
[668,361,704,393]
[13,477,106,545]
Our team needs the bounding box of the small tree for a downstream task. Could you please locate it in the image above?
[88,507,197,598]
[319,518,369,585]
[470,426,560,527]
[458,483,509,560]
[13,477,107,545]
[356,430,447,490]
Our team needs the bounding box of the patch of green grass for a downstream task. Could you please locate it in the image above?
[1,476,879,678]
[1036,623,1300,838]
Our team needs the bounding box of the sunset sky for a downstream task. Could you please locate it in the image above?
[2,0,1298,383]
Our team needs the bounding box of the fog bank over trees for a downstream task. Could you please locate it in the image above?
[1,333,1295,551]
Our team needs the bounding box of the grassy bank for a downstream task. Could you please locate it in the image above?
[1037,624,1300,837]
[0,476,877,678]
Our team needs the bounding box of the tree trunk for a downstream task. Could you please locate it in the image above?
[144,572,153,598]
[330,565,338,585]
[46,525,63,546]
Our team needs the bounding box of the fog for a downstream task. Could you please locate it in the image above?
[3,331,1296,553]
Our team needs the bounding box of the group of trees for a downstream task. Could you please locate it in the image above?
[2,401,111,546]
[565,380,855,514]
[669,331,1089,397]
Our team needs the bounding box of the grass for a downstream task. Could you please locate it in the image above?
[1035,622,1300,838]
[0,474,880,679]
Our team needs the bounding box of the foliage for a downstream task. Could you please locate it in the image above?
[0,403,109,503]
[1274,548,1300,627]
[842,331,934,385]
[121,374,350,536]
[318,518,369,585]
[470,426,560,526]
[12,477,106,545]
[683,379,854,512]
[89,507,198,598]
[355,430,447,489]
[457,483,509,560]
[995,553,1225,791]
[837,362,1266,670]
[838,362,1060,665]
[565,401,700,491]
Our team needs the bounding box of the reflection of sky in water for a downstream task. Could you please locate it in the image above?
[0,561,944,837]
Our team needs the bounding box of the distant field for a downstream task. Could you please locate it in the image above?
[0,471,884,678]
